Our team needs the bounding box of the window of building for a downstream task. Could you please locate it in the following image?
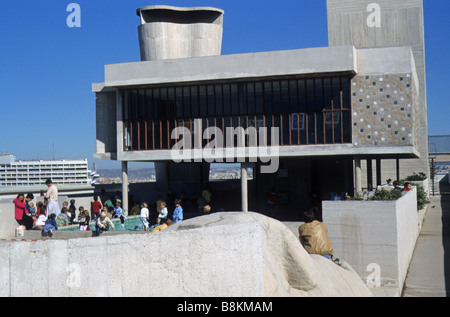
[122,74,352,151]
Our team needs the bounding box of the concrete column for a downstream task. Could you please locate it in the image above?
[355,158,362,193]
[367,159,373,191]
[122,161,128,215]
[241,163,248,212]
[376,158,382,186]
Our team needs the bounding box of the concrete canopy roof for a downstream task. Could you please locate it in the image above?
[98,45,357,90]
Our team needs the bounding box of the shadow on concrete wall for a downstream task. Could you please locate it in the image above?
[439,177,450,296]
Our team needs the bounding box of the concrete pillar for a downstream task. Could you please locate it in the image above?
[367,159,373,191]
[355,158,362,193]
[241,163,248,212]
[122,161,128,215]
[376,158,382,186]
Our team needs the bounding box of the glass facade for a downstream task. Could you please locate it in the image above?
[122,74,352,151]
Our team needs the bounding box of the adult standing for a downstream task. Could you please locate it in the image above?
[24,193,36,229]
[13,193,27,226]
[45,179,59,216]
[202,186,212,205]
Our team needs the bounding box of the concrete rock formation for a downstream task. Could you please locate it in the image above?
[0,212,372,297]
[170,212,372,296]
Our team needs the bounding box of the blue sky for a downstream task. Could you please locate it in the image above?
[0,0,448,170]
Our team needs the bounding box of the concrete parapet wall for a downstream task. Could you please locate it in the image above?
[0,212,372,297]
[0,220,264,297]
[323,188,422,296]
[0,198,19,239]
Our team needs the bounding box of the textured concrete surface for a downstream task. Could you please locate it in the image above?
[137,5,224,61]
[323,188,421,297]
[327,0,429,182]
[402,183,450,296]
[0,212,372,297]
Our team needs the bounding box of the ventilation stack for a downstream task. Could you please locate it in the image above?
[136,5,224,61]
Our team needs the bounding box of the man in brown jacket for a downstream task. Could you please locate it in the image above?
[298,209,334,259]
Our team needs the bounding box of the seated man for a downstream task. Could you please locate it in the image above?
[298,210,334,259]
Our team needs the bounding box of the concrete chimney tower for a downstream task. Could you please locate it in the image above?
[136,5,224,61]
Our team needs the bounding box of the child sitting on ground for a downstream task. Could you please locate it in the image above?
[42,213,58,237]
[95,212,115,236]
[33,209,47,230]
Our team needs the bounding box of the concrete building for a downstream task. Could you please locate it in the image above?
[93,2,427,220]
[0,154,93,188]
[327,0,428,189]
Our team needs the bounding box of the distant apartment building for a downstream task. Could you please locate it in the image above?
[0,154,92,187]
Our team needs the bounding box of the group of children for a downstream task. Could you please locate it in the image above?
[14,190,197,237]
[13,192,128,237]
[40,196,119,236]
[393,180,413,192]
[139,198,182,232]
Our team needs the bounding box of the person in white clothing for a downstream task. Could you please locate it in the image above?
[95,212,115,236]
[45,179,59,216]
[157,201,168,224]
[33,210,47,230]
[140,202,150,231]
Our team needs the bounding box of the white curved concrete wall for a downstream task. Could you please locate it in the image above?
[136,6,224,61]
[138,23,223,61]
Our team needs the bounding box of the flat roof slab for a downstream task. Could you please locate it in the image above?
[103,46,357,87]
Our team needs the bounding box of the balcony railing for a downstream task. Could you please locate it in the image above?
[122,75,352,151]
